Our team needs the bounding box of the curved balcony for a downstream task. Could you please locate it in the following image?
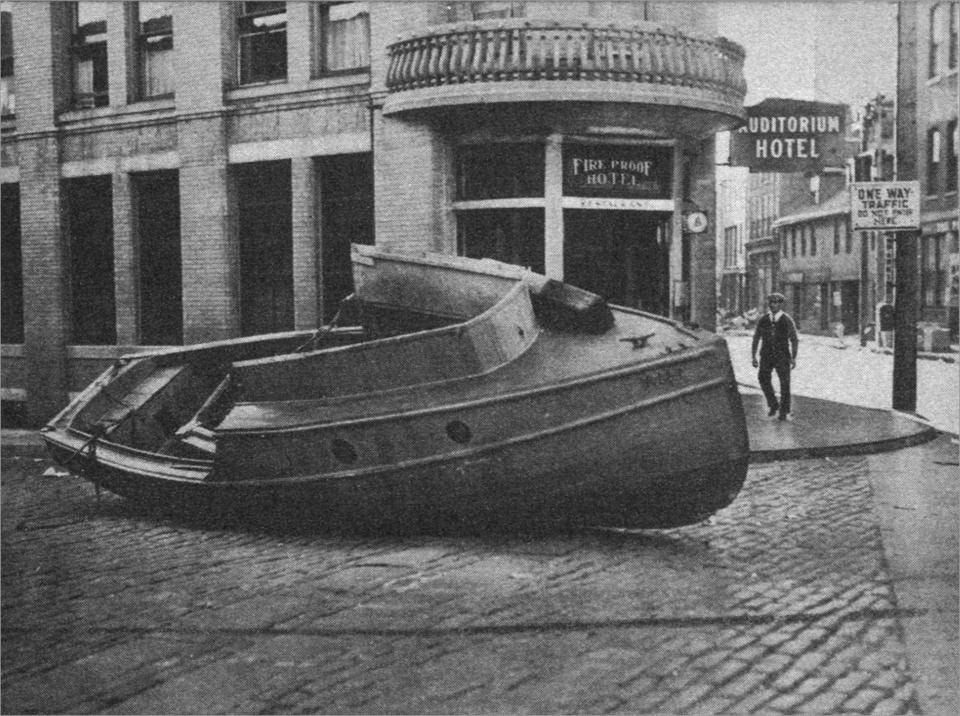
[383,20,747,130]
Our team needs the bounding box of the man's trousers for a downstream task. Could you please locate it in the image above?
[758,360,791,415]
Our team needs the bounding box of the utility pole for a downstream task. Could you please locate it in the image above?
[893,3,918,412]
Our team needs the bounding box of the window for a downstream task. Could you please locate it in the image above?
[459,209,544,274]
[457,143,544,200]
[1,2,13,116]
[930,3,958,76]
[315,2,369,74]
[238,2,287,85]
[136,2,173,99]
[833,216,841,254]
[237,161,293,335]
[66,176,115,344]
[809,224,816,256]
[928,128,943,194]
[72,2,109,108]
[790,226,797,256]
[1,183,23,343]
[783,227,790,258]
[845,216,853,253]
[134,171,182,344]
[921,235,947,307]
[800,225,806,256]
[948,120,958,192]
[725,226,739,268]
[951,3,959,69]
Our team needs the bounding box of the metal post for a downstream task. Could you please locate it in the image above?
[892,229,918,411]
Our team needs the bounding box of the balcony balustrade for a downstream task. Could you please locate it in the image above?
[385,20,746,119]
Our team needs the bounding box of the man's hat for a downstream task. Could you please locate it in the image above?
[767,293,785,302]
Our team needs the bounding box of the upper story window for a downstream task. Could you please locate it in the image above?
[72,2,110,108]
[790,226,797,256]
[238,1,287,85]
[928,128,943,194]
[951,3,959,70]
[929,2,958,77]
[457,144,544,200]
[315,2,369,74]
[809,224,817,256]
[136,2,173,99]
[845,216,853,253]
[799,225,806,256]
[1,1,13,117]
[947,120,958,192]
[833,216,840,254]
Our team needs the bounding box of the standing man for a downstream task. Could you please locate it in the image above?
[751,293,799,421]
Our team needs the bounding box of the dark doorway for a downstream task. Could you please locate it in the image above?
[134,170,182,345]
[236,161,293,336]
[563,210,670,314]
[319,153,374,323]
[1,183,23,344]
[840,280,860,335]
[66,175,115,344]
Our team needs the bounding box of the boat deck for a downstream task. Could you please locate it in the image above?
[217,309,712,432]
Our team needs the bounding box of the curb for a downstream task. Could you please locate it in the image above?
[749,424,941,463]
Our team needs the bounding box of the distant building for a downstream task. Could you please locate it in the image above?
[716,164,748,317]
[0,2,747,423]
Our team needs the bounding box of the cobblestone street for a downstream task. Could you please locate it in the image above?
[4,436,955,714]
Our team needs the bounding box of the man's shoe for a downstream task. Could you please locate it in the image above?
[778,413,791,422]
[768,405,779,417]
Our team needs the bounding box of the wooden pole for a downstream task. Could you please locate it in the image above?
[893,2,918,413]
[892,229,918,411]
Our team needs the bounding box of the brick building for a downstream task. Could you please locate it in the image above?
[898,1,959,340]
[0,1,746,424]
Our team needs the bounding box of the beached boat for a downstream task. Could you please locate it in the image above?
[41,244,749,531]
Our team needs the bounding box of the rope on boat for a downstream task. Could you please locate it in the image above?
[295,305,345,353]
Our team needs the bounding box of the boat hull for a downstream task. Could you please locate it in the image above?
[44,343,747,532]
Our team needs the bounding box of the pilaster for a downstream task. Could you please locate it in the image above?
[112,170,138,344]
[544,133,564,280]
[292,156,319,329]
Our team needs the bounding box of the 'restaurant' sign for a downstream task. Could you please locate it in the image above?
[850,181,920,230]
[563,143,672,201]
[729,98,847,173]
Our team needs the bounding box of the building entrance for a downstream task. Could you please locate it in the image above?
[563,210,671,315]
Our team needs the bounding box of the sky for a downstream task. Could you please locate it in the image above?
[715,1,898,113]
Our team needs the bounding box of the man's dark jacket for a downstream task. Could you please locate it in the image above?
[752,312,799,366]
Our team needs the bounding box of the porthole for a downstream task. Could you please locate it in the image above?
[446,420,472,444]
[330,438,358,465]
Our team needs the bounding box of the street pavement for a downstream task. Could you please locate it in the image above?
[1,333,957,715]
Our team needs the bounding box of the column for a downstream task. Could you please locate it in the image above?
[175,3,237,342]
[105,2,131,106]
[112,170,138,345]
[286,2,312,86]
[544,133,564,280]
[291,156,319,329]
[689,136,718,332]
[16,3,70,423]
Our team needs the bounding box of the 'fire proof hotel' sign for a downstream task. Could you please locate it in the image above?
[563,144,673,202]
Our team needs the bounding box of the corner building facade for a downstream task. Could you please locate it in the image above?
[0,2,745,424]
